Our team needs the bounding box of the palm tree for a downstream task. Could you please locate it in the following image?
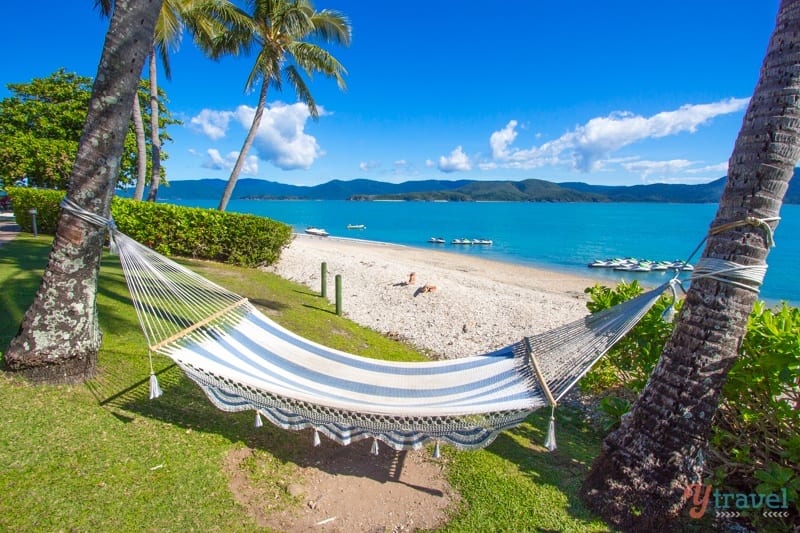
[97,0,235,202]
[3,0,163,383]
[581,0,800,530]
[210,0,351,212]
[131,85,148,200]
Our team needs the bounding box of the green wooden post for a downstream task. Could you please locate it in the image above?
[335,274,342,316]
[321,262,327,298]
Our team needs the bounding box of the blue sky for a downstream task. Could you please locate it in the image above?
[0,1,781,186]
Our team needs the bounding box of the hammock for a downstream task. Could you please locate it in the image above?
[107,228,674,454]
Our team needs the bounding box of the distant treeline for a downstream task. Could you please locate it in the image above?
[136,170,800,204]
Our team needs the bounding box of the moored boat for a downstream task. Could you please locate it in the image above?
[305,227,329,237]
[346,224,366,230]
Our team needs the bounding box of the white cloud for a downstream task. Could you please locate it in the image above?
[488,97,749,173]
[190,109,232,140]
[190,101,324,171]
[621,159,694,179]
[359,160,380,172]
[489,120,518,159]
[393,160,410,174]
[686,162,729,174]
[202,148,259,175]
[438,146,472,173]
[234,102,323,170]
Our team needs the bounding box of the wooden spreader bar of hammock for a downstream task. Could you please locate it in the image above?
[525,338,557,408]
[150,298,250,352]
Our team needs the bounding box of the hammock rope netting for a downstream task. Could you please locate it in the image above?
[108,229,673,453]
[62,198,778,455]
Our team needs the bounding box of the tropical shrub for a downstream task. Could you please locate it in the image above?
[580,280,678,429]
[582,282,799,528]
[709,301,800,528]
[5,187,292,267]
[111,198,292,267]
[6,186,62,234]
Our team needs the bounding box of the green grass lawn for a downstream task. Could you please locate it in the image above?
[0,234,610,532]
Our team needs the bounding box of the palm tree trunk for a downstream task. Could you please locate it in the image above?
[146,50,162,202]
[218,80,268,211]
[132,89,148,201]
[3,0,163,384]
[581,0,800,530]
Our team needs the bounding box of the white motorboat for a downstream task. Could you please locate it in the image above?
[305,227,329,237]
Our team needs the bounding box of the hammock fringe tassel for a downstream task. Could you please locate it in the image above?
[102,226,682,454]
[149,373,163,400]
[433,441,441,459]
[544,409,557,452]
[313,429,321,447]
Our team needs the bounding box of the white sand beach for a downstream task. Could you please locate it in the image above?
[265,233,603,360]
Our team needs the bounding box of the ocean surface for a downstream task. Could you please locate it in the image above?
[170,199,800,306]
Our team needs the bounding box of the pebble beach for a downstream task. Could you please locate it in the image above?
[265,233,600,360]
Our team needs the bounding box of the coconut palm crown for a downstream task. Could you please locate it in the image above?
[210,0,351,211]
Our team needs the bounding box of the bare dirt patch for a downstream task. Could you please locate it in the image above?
[224,435,460,532]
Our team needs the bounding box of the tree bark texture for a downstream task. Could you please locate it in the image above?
[581,1,800,531]
[146,51,162,202]
[4,0,164,384]
[132,90,148,201]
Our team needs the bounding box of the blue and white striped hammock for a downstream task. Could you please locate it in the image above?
[111,229,673,454]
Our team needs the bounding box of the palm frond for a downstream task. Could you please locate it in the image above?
[94,0,113,18]
[284,65,318,118]
[288,42,347,90]
[310,10,351,46]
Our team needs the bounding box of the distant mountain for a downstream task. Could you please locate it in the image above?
[139,169,800,204]
[144,177,474,200]
[559,177,728,203]
[357,179,606,202]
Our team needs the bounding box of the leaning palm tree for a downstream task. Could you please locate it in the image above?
[148,0,239,201]
[581,0,800,530]
[4,0,164,383]
[210,0,351,211]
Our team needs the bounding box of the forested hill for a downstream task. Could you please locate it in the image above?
[146,170,800,203]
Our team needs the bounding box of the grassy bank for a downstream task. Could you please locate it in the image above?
[0,234,609,532]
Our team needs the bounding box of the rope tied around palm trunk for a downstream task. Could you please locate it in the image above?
[682,216,780,293]
[60,198,161,394]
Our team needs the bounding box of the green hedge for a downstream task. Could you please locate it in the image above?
[5,187,292,267]
[7,186,63,235]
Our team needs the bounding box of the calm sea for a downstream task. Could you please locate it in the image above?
[170,199,800,306]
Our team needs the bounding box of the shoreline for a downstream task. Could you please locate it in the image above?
[265,233,602,359]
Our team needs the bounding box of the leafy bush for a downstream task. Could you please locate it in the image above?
[6,186,62,234]
[580,280,678,429]
[709,301,800,526]
[582,282,799,527]
[5,187,292,267]
[111,198,292,267]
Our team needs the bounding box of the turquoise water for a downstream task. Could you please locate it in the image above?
[171,199,800,305]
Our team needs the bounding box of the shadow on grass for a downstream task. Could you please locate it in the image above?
[91,360,445,495]
[478,408,608,528]
[301,302,337,314]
